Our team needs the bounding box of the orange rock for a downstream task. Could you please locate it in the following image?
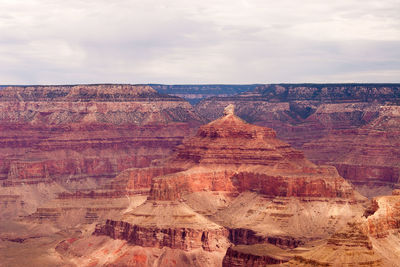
[365,192,400,238]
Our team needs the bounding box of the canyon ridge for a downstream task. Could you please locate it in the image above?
[0,84,399,266]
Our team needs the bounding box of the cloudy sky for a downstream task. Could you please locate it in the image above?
[0,0,399,84]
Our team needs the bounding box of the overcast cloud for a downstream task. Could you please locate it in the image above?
[0,0,399,84]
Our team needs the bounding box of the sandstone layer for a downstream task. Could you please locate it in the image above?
[222,244,291,266]
[94,201,229,252]
[360,190,400,265]
[365,190,400,238]
[287,222,384,266]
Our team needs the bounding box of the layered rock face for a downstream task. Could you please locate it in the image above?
[150,106,356,201]
[365,191,400,265]
[81,199,231,265]
[105,166,184,192]
[365,190,400,238]
[196,84,400,195]
[222,244,290,267]
[0,84,201,185]
[21,166,183,228]
[303,105,400,197]
[287,222,383,266]
[56,235,227,267]
[24,197,138,226]
[152,84,258,105]
[0,84,202,219]
[94,201,229,251]
[74,106,367,267]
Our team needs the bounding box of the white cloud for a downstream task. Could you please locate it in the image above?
[0,0,399,84]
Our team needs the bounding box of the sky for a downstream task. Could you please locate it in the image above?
[0,0,399,84]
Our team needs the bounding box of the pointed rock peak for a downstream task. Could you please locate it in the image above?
[200,105,276,140]
[223,104,235,116]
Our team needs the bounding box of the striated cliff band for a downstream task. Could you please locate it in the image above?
[1,84,400,267]
[196,83,400,197]
[0,84,203,218]
[151,84,259,105]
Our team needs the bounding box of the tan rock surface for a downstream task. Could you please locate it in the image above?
[287,222,384,266]
[365,191,400,238]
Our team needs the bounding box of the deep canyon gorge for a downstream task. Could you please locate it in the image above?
[0,84,399,266]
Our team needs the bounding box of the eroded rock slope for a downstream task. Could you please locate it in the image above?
[196,84,400,196]
[0,84,202,219]
[58,105,368,266]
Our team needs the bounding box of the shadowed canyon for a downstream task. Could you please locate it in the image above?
[1,84,400,266]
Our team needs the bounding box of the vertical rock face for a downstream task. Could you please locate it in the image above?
[227,228,303,248]
[222,244,291,267]
[94,219,229,251]
[93,199,231,252]
[196,84,400,195]
[365,190,400,238]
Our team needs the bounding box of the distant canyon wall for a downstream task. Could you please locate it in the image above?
[0,84,203,188]
[1,83,399,196]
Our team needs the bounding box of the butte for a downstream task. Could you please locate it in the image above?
[57,104,367,266]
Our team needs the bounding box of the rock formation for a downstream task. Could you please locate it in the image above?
[3,84,400,266]
[151,84,258,104]
[150,105,357,201]
[94,201,229,251]
[58,105,369,266]
[196,84,400,196]
[365,190,400,238]
[0,84,203,219]
[222,244,291,266]
[287,222,384,266]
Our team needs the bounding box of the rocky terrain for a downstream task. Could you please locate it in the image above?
[196,84,400,196]
[0,84,203,219]
[1,84,400,266]
[286,222,384,266]
[222,244,290,266]
[50,105,375,266]
[151,84,258,104]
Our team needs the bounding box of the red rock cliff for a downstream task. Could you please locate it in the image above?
[0,84,202,187]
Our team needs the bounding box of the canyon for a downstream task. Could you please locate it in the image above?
[50,105,373,266]
[0,84,202,219]
[1,84,400,266]
[196,84,400,197]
